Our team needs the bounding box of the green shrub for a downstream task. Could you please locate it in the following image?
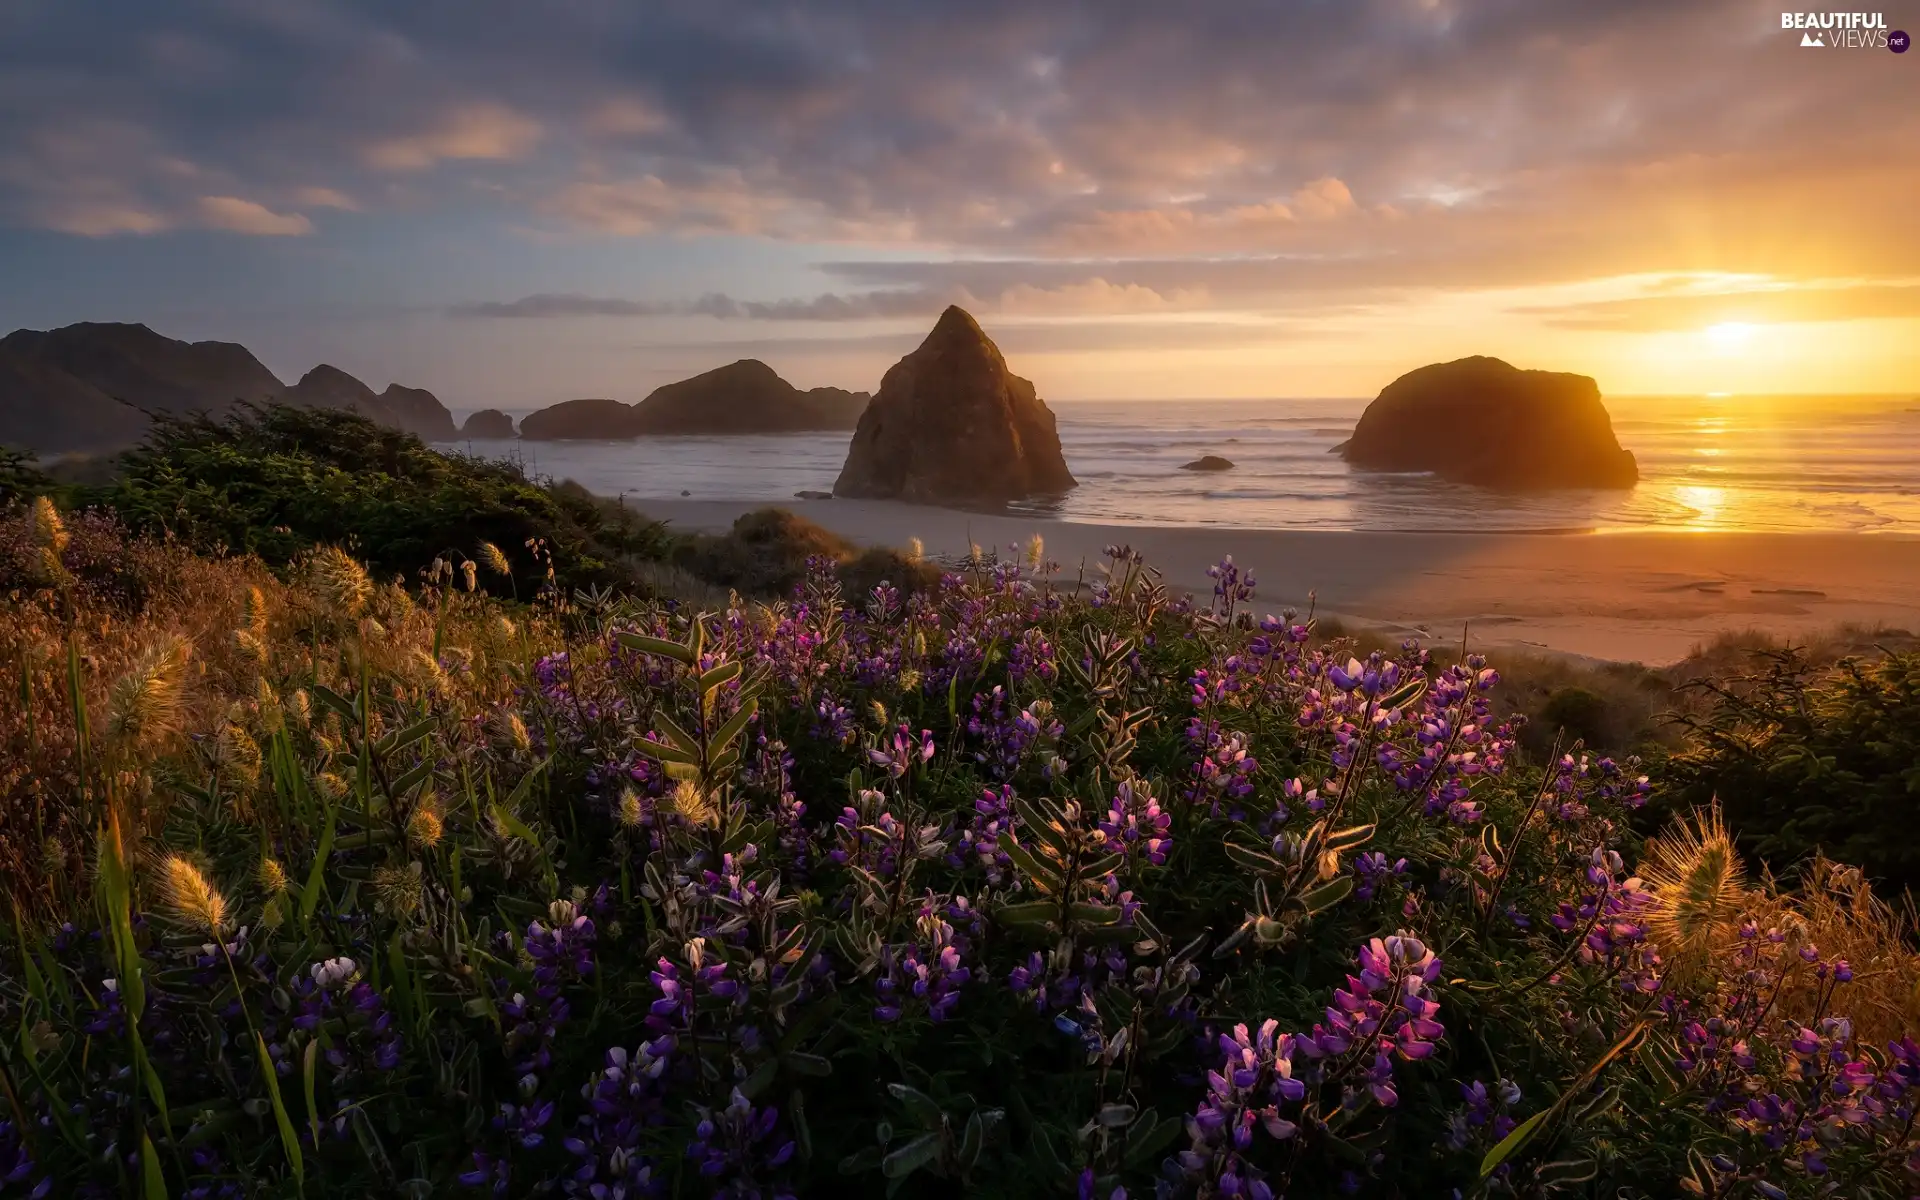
[93,403,672,593]
[0,445,51,505]
[674,505,939,597]
[1658,647,1920,889]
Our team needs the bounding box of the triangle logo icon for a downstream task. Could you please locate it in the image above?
[1800,30,1824,45]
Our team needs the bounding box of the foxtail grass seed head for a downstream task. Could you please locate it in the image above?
[243,586,269,637]
[498,711,532,755]
[1643,806,1747,979]
[617,787,646,830]
[478,541,512,577]
[495,615,517,641]
[1026,533,1045,570]
[907,537,924,563]
[31,496,68,555]
[37,546,71,587]
[107,635,193,751]
[409,648,447,691]
[287,688,311,728]
[257,856,289,895]
[158,854,228,935]
[235,628,267,662]
[408,804,445,849]
[216,722,263,789]
[309,546,373,616]
[669,778,719,829]
[374,863,424,920]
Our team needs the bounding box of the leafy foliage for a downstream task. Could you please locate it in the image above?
[92,403,673,593]
[3,515,1919,1199]
[1659,646,1920,891]
[0,444,52,505]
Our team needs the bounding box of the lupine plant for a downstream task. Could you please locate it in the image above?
[4,502,1920,1198]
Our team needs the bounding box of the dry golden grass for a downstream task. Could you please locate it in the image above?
[0,506,552,913]
[1740,857,1920,1046]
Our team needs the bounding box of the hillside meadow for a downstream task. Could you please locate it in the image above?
[2,412,1919,1198]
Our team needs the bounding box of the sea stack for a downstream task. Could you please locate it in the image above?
[1338,356,1638,490]
[461,408,517,439]
[833,305,1075,504]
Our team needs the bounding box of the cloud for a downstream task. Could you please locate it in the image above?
[0,0,1914,293]
[1516,279,1920,330]
[196,195,313,236]
[450,279,1205,321]
[292,185,359,210]
[449,293,679,318]
[365,104,542,171]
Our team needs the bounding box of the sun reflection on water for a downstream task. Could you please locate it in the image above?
[1673,484,1727,530]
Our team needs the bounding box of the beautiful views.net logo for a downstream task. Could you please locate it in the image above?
[1780,11,1908,49]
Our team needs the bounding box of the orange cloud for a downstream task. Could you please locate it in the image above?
[365,104,542,170]
[196,196,313,236]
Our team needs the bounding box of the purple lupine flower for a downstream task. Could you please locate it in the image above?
[1101,779,1172,867]
[685,1089,797,1199]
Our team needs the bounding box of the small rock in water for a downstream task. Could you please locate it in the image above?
[794,489,833,500]
[1180,455,1235,472]
[681,489,691,496]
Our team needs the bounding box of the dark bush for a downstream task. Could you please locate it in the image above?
[0,446,51,506]
[1657,647,1920,889]
[92,403,673,593]
[675,506,940,597]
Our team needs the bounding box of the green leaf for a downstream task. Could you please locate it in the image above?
[1479,1110,1547,1178]
[740,1059,779,1100]
[652,710,702,759]
[616,631,695,663]
[302,1039,322,1150]
[310,683,357,721]
[490,803,539,846]
[256,1032,305,1183]
[786,1052,833,1077]
[709,699,759,758]
[299,800,336,929]
[140,1130,168,1200]
[791,1088,814,1161]
[996,834,1061,892]
[1067,902,1122,926]
[1224,843,1283,873]
[698,661,743,694]
[995,901,1058,927]
[1297,876,1354,915]
[1326,823,1377,851]
[377,716,437,756]
[881,1132,942,1179]
[386,758,435,802]
[886,1083,944,1128]
[634,736,697,766]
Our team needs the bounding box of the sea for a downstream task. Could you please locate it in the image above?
[440,395,1920,535]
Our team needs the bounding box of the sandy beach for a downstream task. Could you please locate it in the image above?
[635,498,1920,665]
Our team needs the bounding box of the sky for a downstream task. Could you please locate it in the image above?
[1,0,1917,408]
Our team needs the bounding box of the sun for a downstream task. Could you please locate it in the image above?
[1704,321,1758,350]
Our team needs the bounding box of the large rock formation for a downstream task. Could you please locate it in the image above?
[632,359,869,433]
[461,408,517,439]
[833,306,1075,504]
[0,322,283,453]
[377,383,458,441]
[518,398,647,440]
[518,360,871,439]
[0,322,458,454]
[285,365,457,441]
[1338,356,1638,490]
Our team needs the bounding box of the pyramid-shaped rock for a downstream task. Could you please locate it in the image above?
[833,306,1075,503]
